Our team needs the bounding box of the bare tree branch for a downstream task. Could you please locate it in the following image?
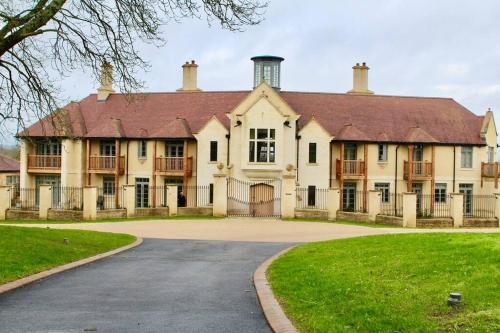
[0,0,267,138]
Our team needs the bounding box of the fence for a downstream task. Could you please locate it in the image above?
[341,190,367,213]
[51,187,83,211]
[416,194,451,218]
[296,187,328,210]
[380,193,403,217]
[464,195,496,218]
[9,188,38,211]
[97,186,125,210]
[179,185,212,208]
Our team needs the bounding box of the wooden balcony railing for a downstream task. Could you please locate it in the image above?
[27,155,61,170]
[88,156,125,174]
[481,162,500,178]
[404,161,432,179]
[155,157,193,176]
[336,159,366,178]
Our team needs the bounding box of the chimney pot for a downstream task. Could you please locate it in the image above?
[191,60,195,64]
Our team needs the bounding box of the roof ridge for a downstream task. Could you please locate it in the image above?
[281,91,455,100]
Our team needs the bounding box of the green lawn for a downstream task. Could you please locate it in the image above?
[283,218,401,228]
[0,215,222,224]
[268,233,500,333]
[0,226,136,284]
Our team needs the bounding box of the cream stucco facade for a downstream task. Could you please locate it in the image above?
[17,58,499,215]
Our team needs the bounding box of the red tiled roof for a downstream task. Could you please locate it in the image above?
[21,90,486,145]
[0,155,20,172]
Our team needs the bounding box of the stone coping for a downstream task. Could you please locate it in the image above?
[254,246,298,333]
[0,237,143,295]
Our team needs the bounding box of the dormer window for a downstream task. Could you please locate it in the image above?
[249,128,275,163]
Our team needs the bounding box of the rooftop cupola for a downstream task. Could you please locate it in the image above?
[347,62,374,95]
[251,55,284,90]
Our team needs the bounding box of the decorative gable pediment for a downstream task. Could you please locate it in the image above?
[227,81,300,121]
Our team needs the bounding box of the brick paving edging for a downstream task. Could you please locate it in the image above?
[0,237,143,295]
[254,246,298,333]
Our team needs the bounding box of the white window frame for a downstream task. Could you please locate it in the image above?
[378,144,388,162]
[374,183,390,203]
[103,176,115,195]
[461,146,473,168]
[435,183,447,203]
[138,140,147,159]
[249,128,276,163]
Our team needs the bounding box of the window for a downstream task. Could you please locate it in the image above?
[461,146,473,168]
[487,146,494,163]
[413,144,423,161]
[6,175,20,186]
[344,143,357,160]
[308,143,317,163]
[138,140,147,158]
[435,183,447,203]
[374,183,390,203]
[100,141,116,156]
[166,142,183,157]
[307,185,316,206]
[103,176,115,195]
[210,141,218,162]
[249,128,275,163]
[36,140,61,155]
[209,183,214,204]
[378,144,388,162]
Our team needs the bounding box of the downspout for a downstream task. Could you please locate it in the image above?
[296,134,301,182]
[395,145,400,213]
[329,142,333,187]
[453,146,456,192]
[226,134,230,166]
[126,140,129,184]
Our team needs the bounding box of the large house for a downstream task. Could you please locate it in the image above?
[18,56,498,217]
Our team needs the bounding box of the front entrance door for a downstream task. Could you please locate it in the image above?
[135,178,149,208]
[459,184,473,216]
[250,183,274,217]
[342,183,357,211]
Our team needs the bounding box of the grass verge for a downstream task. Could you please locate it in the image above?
[0,226,136,284]
[282,218,400,228]
[0,215,222,224]
[268,233,500,333]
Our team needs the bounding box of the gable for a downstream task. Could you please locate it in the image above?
[229,82,299,120]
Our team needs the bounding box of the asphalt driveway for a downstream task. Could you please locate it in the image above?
[0,239,291,333]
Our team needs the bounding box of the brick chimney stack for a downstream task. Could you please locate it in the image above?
[347,62,374,95]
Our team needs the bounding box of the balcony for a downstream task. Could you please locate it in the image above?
[88,156,125,174]
[155,157,193,176]
[404,161,432,180]
[481,162,499,178]
[336,159,366,179]
[27,155,61,173]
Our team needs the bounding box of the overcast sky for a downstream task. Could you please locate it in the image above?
[3,0,499,145]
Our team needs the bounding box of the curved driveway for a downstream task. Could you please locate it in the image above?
[1,219,498,332]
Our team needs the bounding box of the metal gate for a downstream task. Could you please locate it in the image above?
[227,177,281,217]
